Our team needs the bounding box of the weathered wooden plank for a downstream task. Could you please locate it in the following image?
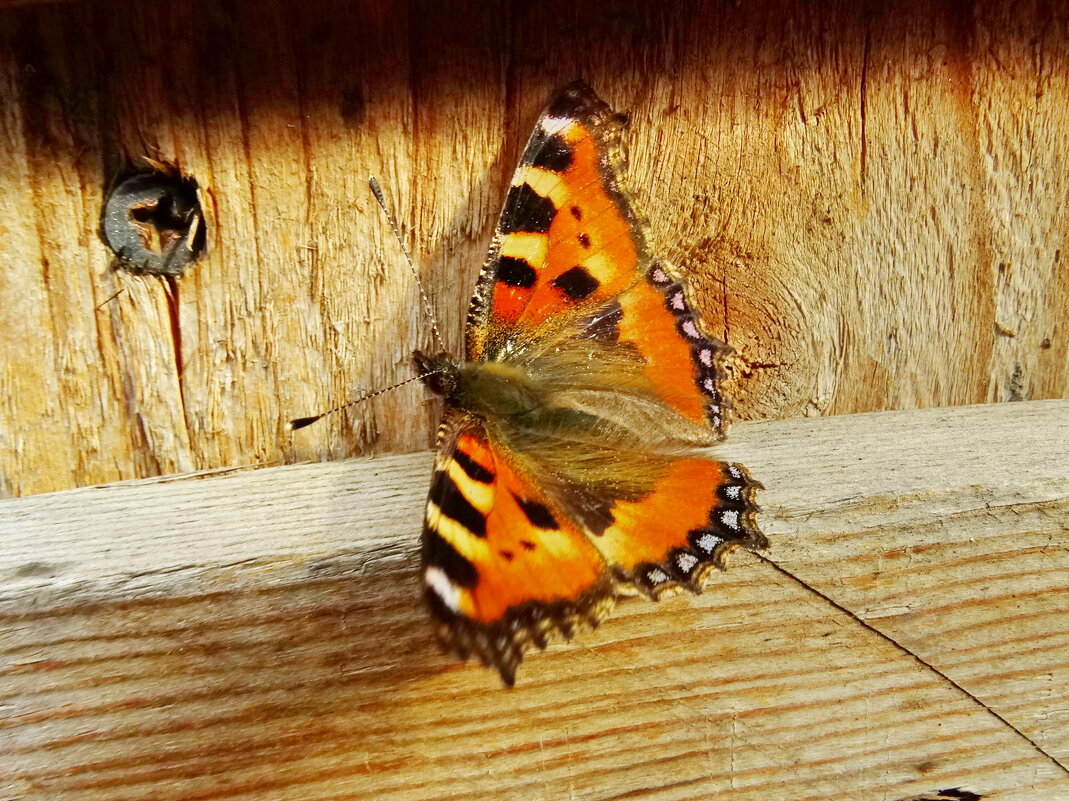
[2,401,1067,800]
[1,1,1067,496]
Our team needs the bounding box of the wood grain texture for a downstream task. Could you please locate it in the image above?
[2,400,1068,800]
[0,1,1067,496]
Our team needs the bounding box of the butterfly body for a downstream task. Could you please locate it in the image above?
[416,82,766,685]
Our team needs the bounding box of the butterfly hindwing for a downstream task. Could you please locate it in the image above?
[597,458,765,597]
[421,421,764,684]
[607,262,734,436]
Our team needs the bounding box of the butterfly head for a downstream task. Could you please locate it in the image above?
[413,350,461,399]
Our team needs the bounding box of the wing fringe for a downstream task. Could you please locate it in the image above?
[426,576,616,686]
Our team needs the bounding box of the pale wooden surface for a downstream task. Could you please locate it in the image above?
[1,2,1067,497]
[2,400,1068,800]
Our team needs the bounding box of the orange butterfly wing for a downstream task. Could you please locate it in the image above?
[422,414,764,683]
[466,81,732,436]
[597,459,766,596]
[614,265,732,435]
[466,82,644,358]
[422,412,614,685]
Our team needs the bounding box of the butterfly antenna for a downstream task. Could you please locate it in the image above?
[369,176,447,353]
[287,370,443,430]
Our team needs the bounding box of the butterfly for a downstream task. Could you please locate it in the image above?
[414,81,766,685]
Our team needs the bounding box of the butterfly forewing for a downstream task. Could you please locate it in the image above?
[466,82,650,361]
[422,411,614,685]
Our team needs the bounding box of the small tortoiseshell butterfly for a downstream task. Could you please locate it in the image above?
[414,81,766,685]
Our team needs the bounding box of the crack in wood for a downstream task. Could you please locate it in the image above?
[754,552,1069,777]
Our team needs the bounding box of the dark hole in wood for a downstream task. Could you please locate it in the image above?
[100,167,207,277]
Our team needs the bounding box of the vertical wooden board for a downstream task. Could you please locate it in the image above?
[1,0,1068,496]
[0,36,77,496]
[407,0,510,358]
[630,2,870,419]
[280,0,418,461]
[90,0,202,477]
[90,0,255,475]
[170,2,293,470]
[195,2,314,466]
[626,1,1069,420]
[0,6,181,494]
[972,2,1069,403]
[840,3,997,413]
[305,0,513,456]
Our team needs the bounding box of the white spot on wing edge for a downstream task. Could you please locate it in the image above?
[677,552,699,573]
[682,320,701,339]
[424,566,462,613]
[647,568,669,584]
[720,510,740,531]
[697,532,723,552]
[540,115,572,135]
[724,485,742,500]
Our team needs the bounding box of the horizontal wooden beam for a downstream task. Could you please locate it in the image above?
[2,400,1068,800]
